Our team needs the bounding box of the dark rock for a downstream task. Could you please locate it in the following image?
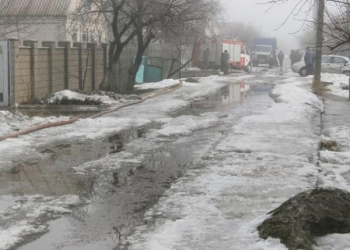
[320,140,338,151]
[258,188,350,250]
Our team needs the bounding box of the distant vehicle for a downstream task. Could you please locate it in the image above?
[252,37,277,66]
[291,55,350,76]
[194,38,252,72]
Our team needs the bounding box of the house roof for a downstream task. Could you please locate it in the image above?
[0,0,71,17]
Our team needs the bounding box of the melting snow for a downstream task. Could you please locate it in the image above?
[1,70,350,249]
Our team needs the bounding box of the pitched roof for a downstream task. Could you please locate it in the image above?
[0,0,72,17]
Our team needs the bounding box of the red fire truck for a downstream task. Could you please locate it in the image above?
[194,38,252,73]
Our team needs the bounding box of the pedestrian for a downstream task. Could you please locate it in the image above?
[297,50,303,62]
[304,47,315,75]
[268,52,274,69]
[290,50,296,66]
[203,48,210,70]
[278,50,285,67]
[221,50,230,74]
[272,49,278,67]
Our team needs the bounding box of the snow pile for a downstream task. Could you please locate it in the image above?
[0,111,69,137]
[154,113,220,137]
[0,195,84,250]
[185,67,201,71]
[317,126,350,192]
[322,73,349,98]
[134,79,179,90]
[42,90,124,105]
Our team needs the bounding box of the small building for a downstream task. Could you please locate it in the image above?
[0,0,109,44]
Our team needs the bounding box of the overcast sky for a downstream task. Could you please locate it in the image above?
[220,0,316,53]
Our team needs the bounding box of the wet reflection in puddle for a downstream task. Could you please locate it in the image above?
[0,127,148,196]
[0,159,95,196]
[173,81,250,116]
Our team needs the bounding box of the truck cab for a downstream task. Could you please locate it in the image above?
[252,38,277,67]
[252,45,273,66]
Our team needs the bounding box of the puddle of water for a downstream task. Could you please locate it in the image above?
[0,127,148,196]
[0,195,17,212]
[172,82,249,117]
[48,128,224,249]
[0,161,95,196]
[17,216,118,250]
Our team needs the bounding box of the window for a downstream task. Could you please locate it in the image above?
[90,33,95,43]
[84,0,92,11]
[333,56,347,64]
[255,45,272,53]
[322,56,332,63]
[82,32,88,42]
[72,31,78,42]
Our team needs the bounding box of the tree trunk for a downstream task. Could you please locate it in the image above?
[127,50,144,92]
[127,33,154,92]
[313,0,325,89]
[103,44,124,93]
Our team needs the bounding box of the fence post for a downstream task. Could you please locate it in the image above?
[73,42,84,90]
[101,43,108,76]
[7,39,19,106]
[87,43,96,90]
[42,41,55,93]
[58,41,71,89]
[23,40,38,102]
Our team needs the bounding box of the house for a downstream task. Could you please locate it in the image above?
[0,0,109,44]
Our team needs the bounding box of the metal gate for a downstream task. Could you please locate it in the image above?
[0,41,10,106]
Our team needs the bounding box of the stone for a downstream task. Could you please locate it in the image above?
[258,188,350,250]
[320,140,338,151]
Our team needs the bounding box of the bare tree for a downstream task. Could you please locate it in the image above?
[126,0,220,92]
[73,0,220,93]
[323,1,350,55]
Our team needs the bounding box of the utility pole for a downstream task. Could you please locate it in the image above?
[313,0,325,89]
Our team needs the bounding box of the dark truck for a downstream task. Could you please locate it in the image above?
[252,38,277,66]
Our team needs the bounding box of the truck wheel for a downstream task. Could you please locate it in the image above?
[244,64,252,73]
[343,70,350,76]
[299,67,307,77]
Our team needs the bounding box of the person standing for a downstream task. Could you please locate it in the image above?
[297,50,303,62]
[272,49,278,67]
[221,50,230,74]
[290,50,296,66]
[304,47,315,75]
[203,48,210,70]
[278,50,285,67]
[269,52,274,69]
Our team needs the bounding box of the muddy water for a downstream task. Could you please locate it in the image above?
[0,127,149,196]
[14,80,275,250]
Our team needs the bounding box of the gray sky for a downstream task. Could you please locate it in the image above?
[220,0,316,53]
